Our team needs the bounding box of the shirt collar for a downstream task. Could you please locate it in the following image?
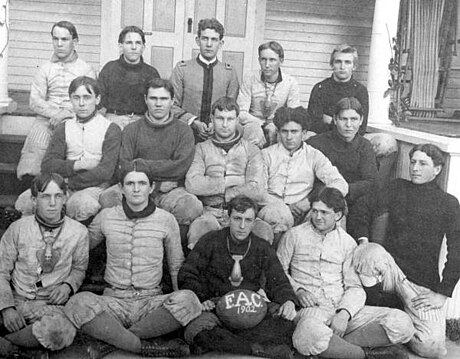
[50,50,78,64]
[198,54,218,66]
[260,68,283,84]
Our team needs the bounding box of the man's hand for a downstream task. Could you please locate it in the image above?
[47,283,72,305]
[50,109,74,129]
[277,300,296,321]
[74,158,100,171]
[329,310,350,337]
[192,119,214,140]
[1,307,26,333]
[296,288,318,308]
[412,289,447,311]
[201,300,216,312]
[322,114,333,125]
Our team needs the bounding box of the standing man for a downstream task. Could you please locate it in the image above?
[178,196,298,359]
[64,169,201,358]
[0,173,88,357]
[307,44,368,135]
[15,77,121,224]
[171,18,239,141]
[277,187,414,359]
[98,26,160,130]
[307,97,377,239]
[238,41,300,148]
[17,21,96,181]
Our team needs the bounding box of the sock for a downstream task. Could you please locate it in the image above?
[5,325,40,348]
[0,336,18,356]
[321,334,365,359]
[344,322,391,347]
[129,307,181,339]
[194,327,252,355]
[81,311,141,353]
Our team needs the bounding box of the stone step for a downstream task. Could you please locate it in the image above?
[0,114,35,136]
[0,134,26,164]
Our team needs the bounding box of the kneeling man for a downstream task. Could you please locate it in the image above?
[64,169,201,357]
[0,173,88,357]
[277,187,414,359]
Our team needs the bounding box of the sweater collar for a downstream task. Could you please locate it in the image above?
[122,195,156,219]
[76,109,98,124]
[144,111,175,127]
[35,211,65,231]
[211,130,242,152]
[329,74,355,86]
[118,54,145,69]
[51,50,78,64]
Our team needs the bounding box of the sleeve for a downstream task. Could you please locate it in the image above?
[276,230,304,292]
[227,67,240,100]
[87,211,106,250]
[337,243,366,317]
[97,64,110,110]
[237,74,265,126]
[163,215,185,291]
[438,196,460,297]
[68,123,122,190]
[64,227,89,293]
[185,143,225,196]
[347,141,378,203]
[357,86,369,135]
[264,243,298,305]
[29,64,62,119]
[311,147,349,196]
[41,123,76,177]
[132,126,195,181]
[286,77,301,108]
[307,83,330,134]
[170,63,196,125]
[177,233,214,302]
[0,225,19,311]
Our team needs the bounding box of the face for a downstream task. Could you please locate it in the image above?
[70,85,101,118]
[196,28,222,61]
[212,109,238,141]
[334,109,363,142]
[145,87,174,121]
[52,26,77,61]
[331,52,355,82]
[229,208,256,242]
[258,48,283,81]
[409,150,441,184]
[119,32,145,64]
[278,121,305,153]
[310,200,342,234]
[32,181,66,223]
[121,171,153,208]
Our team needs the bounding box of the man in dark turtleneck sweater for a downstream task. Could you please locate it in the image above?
[98,26,160,130]
[0,173,88,357]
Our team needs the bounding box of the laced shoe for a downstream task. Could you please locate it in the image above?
[363,344,409,359]
[140,338,190,357]
[251,343,294,359]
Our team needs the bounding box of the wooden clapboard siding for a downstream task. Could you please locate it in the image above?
[8,0,101,91]
[264,0,375,106]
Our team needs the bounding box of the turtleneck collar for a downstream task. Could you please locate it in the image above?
[76,109,98,124]
[35,211,65,231]
[212,130,242,152]
[144,111,175,127]
[330,74,354,85]
[122,195,156,219]
[119,54,144,69]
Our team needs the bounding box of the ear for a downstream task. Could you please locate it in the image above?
[434,165,442,177]
[195,36,200,47]
[219,39,224,48]
[301,129,308,141]
[334,210,343,222]
[149,182,155,195]
[95,94,101,106]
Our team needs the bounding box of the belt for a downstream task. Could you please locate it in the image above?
[106,110,143,116]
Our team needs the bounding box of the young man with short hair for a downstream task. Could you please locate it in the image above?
[170,18,239,141]
[307,97,378,239]
[0,173,88,357]
[307,44,368,135]
[15,76,121,224]
[277,187,414,359]
[98,26,160,129]
[17,20,96,180]
[238,41,300,148]
[64,169,202,358]
[178,196,298,359]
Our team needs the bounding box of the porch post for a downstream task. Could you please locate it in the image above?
[367,0,400,125]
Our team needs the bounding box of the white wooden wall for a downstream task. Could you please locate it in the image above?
[263,0,375,106]
[8,0,102,91]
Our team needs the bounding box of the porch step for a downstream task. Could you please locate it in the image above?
[0,134,29,196]
[0,194,18,208]
[0,134,25,163]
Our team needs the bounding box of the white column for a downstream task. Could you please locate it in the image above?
[0,0,15,113]
[367,0,400,125]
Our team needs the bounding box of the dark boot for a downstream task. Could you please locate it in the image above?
[86,339,117,359]
[251,342,294,359]
[363,344,409,359]
[140,338,190,357]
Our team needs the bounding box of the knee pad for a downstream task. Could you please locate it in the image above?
[292,316,332,356]
[258,204,294,233]
[32,310,76,351]
[67,194,101,221]
[252,219,274,244]
[164,290,202,326]
[188,215,220,249]
[380,308,415,344]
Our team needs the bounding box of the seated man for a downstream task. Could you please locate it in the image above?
[98,26,160,130]
[277,187,414,359]
[260,106,348,235]
[101,78,203,235]
[185,96,286,249]
[0,173,88,357]
[64,169,202,358]
[16,76,122,224]
[357,143,460,357]
[307,97,378,239]
[17,20,96,181]
[178,196,298,359]
[238,41,300,148]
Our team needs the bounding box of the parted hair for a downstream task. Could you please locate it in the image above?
[273,106,308,131]
[310,187,348,216]
[51,21,79,40]
[118,25,146,44]
[333,97,364,118]
[329,44,358,67]
[211,96,240,116]
[228,196,258,217]
[258,41,284,60]
[144,78,175,98]
[31,173,67,197]
[197,18,224,39]
[68,76,100,97]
